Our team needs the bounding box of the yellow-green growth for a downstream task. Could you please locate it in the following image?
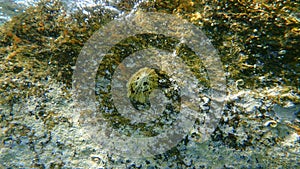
[127,67,159,108]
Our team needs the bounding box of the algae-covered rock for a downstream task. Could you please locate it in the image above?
[142,0,300,89]
[0,0,299,168]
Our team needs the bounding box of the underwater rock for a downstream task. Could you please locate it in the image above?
[0,0,299,168]
[273,104,300,122]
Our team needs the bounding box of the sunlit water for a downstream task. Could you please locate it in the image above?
[0,0,126,24]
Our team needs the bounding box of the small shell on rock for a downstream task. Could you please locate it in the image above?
[235,79,244,88]
[264,120,278,128]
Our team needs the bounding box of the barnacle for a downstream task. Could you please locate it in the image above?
[127,67,159,110]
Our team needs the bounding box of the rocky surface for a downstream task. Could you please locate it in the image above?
[0,0,299,168]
